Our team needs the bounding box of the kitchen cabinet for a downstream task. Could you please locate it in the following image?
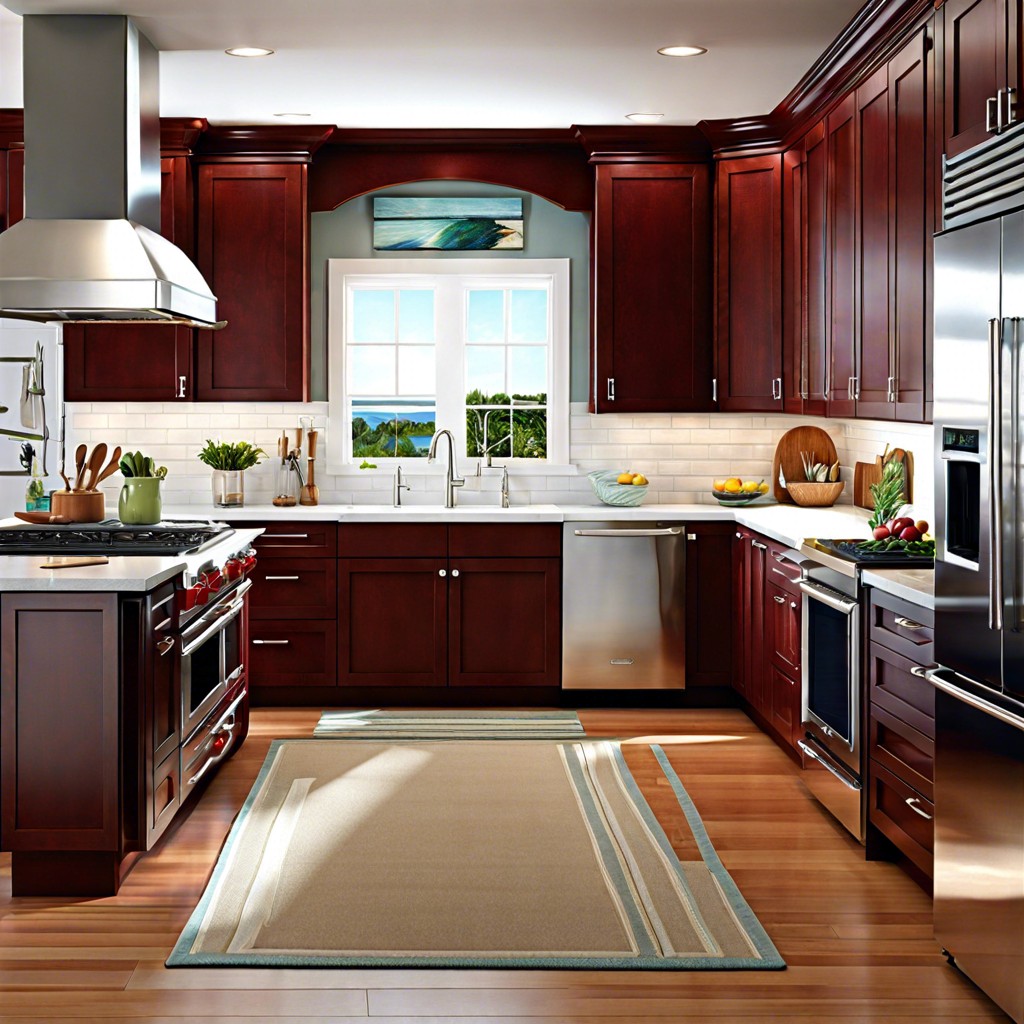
[62,155,196,402]
[195,162,309,402]
[943,0,1024,158]
[714,156,782,411]
[865,587,935,887]
[0,145,24,232]
[684,523,734,687]
[732,528,767,715]
[826,93,858,419]
[592,162,713,412]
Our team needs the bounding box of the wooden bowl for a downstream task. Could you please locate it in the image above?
[786,481,845,507]
[50,490,106,523]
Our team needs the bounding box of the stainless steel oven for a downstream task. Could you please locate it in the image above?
[180,577,251,742]
[797,565,865,842]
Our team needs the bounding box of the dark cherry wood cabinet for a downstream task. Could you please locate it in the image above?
[732,528,768,716]
[593,162,712,412]
[195,162,309,402]
[684,523,734,687]
[943,0,1024,158]
[0,145,24,232]
[715,156,782,411]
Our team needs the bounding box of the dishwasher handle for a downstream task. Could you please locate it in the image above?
[573,527,683,538]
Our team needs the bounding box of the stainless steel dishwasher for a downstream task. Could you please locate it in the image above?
[561,521,686,689]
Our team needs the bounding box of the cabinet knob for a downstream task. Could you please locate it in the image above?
[451,568,460,578]
[438,569,447,577]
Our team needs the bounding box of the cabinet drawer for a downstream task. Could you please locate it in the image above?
[869,589,934,661]
[248,621,337,686]
[251,522,337,557]
[767,542,802,595]
[868,759,933,877]
[338,524,446,558]
[249,558,337,620]
[148,749,180,849]
[449,524,561,558]
[869,642,935,734]
[870,703,933,801]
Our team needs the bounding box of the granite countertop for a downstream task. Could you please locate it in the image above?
[861,566,935,610]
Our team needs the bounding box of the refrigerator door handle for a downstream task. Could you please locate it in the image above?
[922,666,1024,733]
[1012,317,1022,630]
[988,317,1005,630]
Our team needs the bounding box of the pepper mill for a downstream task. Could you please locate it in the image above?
[299,429,319,505]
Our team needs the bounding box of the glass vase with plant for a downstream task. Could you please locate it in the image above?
[197,440,267,508]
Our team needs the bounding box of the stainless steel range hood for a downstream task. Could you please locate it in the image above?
[0,15,223,329]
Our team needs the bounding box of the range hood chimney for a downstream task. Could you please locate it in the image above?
[0,15,223,328]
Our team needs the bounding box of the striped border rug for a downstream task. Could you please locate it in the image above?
[313,708,585,740]
[169,739,784,970]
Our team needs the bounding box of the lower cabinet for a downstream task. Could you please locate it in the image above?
[865,587,935,885]
[684,523,734,687]
[732,527,803,755]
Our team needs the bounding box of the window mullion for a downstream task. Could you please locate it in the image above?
[434,278,466,464]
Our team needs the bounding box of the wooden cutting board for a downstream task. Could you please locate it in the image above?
[853,450,914,510]
[772,426,838,503]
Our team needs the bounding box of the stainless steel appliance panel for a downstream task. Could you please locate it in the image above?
[562,522,685,689]
[932,674,1024,1024]
[933,219,1003,688]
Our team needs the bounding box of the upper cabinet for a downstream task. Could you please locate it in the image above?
[943,0,1024,158]
[592,162,713,412]
[714,155,782,411]
[195,162,310,402]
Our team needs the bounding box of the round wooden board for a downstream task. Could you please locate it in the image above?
[771,426,838,503]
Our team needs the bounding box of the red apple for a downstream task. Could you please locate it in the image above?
[873,526,891,540]
[915,519,929,534]
[900,526,921,542]
[891,517,914,534]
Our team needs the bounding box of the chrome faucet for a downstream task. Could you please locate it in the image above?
[427,428,464,508]
[392,465,410,507]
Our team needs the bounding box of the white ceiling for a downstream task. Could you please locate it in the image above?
[0,0,864,128]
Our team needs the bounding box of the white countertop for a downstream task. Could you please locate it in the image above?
[861,567,935,610]
[0,527,264,593]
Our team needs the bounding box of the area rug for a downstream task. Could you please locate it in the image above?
[168,739,783,970]
[312,708,585,740]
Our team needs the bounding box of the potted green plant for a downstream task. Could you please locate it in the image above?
[118,451,168,524]
[198,440,267,508]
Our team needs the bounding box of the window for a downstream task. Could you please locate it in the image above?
[327,259,569,471]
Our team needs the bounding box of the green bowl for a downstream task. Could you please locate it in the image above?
[589,471,649,507]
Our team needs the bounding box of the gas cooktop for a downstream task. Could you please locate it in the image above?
[0,519,235,556]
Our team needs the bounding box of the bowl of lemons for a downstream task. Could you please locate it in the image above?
[711,476,770,506]
[589,469,649,507]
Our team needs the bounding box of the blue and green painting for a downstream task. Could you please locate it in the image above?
[373,197,524,251]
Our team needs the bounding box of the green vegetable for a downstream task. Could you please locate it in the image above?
[196,440,267,471]
[119,450,167,479]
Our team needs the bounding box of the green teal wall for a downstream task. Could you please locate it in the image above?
[309,180,590,401]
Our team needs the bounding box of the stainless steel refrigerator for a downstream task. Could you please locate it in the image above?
[932,211,1024,1024]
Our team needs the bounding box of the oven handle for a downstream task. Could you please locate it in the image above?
[798,579,857,614]
[797,740,862,791]
[187,692,247,786]
[181,579,251,657]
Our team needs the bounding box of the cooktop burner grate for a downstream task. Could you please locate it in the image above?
[0,519,235,556]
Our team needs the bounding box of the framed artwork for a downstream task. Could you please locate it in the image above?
[373,197,524,250]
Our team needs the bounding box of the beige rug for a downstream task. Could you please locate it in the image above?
[169,739,783,969]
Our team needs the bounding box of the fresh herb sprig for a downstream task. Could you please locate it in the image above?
[868,459,906,530]
[196,440,267,471]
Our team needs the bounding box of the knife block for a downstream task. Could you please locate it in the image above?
[50,490,105,523]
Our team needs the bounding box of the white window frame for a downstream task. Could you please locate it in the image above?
[326,258,570,474]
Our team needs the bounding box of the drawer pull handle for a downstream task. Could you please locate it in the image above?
[156,636,175,657]
[773,594,785,604]
[904,796,933,821]
[252,639,290,645]
[909,666,928,678]
[265,533,309,540]
[266,575,300,581]
[894,616,926,631]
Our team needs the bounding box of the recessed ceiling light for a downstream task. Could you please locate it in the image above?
[658,45,708,57]
[273,112,311,118]
[626,112,665,124]
[225,46,275,58]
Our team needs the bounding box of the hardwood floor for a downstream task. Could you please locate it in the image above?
[0,707,1006,1022]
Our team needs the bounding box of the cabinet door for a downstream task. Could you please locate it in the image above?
[593,163,712,412]
[1,146,24,231]
[803,123,829,416]
[337,558,447,687]
[767,663,800,750]
[684,523,734,687]
[448,557,560,687]
[890,25,933,424]
[63,324,193,402]
[856,64,894,420]
[766,580,801,680]
[782,145,810,414]
[731,529,750,700]
[943,0,1016,158]
[715,156,782,411]
[827,94,858,418]
[195,163,309,402]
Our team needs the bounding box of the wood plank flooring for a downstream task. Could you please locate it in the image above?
[0,707,1006,1021]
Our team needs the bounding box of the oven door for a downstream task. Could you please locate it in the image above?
[180,579,250,741]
